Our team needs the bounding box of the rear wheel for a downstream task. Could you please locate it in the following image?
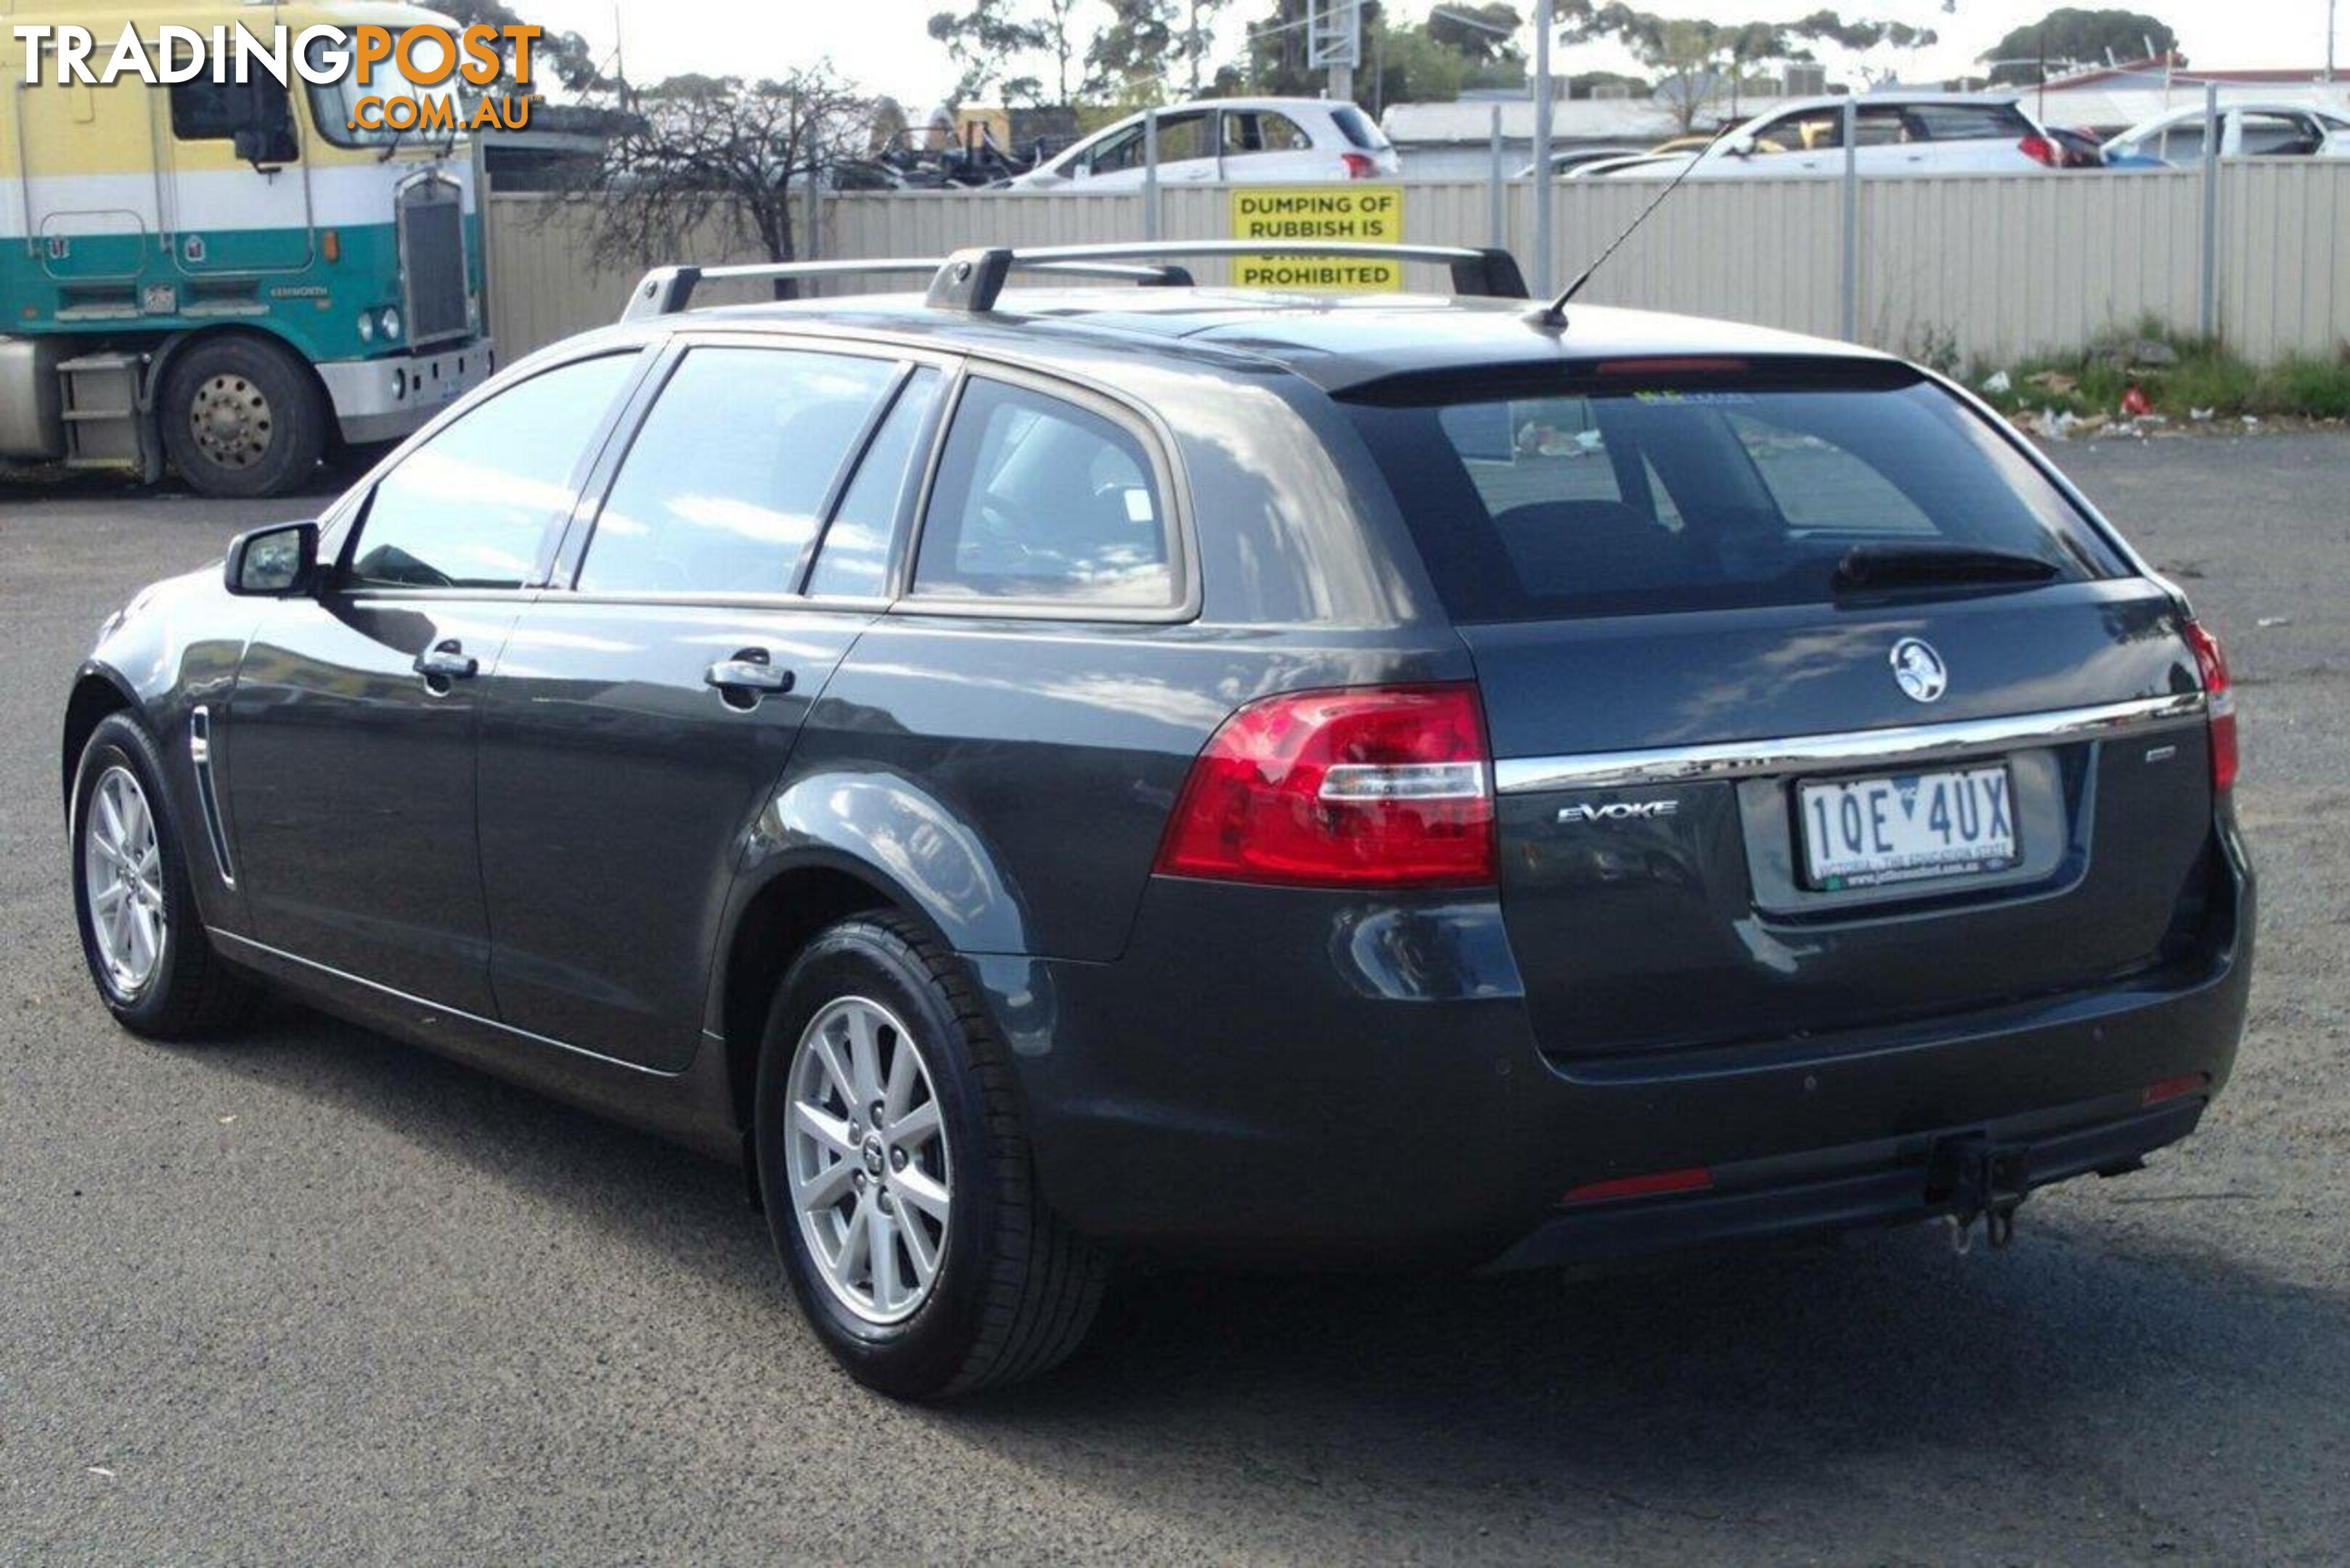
[70,714,258,1038]
[159,335,329,498]
[754,913,1108,1398]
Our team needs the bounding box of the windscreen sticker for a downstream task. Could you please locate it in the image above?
[1631,390,1759,405]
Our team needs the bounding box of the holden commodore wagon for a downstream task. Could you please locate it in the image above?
[62,242,2253,1398]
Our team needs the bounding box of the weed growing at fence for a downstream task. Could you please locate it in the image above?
[1972,323,2350,424]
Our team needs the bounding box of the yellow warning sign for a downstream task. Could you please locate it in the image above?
[1228,186,1405,292]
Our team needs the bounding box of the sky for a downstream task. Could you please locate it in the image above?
[523,1,2334,113]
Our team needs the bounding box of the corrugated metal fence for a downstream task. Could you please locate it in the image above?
[486,162,2350,368]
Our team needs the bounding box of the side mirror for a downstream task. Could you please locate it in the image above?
[224,520,319,596]
[1722,134,1756,158]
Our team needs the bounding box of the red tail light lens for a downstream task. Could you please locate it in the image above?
[1154,684,1496,889]
[1562,1167,1714,1206]
[2183,620,2239,791]
[2018,134,2060,167]
[1340,151,1377,179]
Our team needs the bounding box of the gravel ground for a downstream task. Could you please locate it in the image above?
[1,435,2344,1563]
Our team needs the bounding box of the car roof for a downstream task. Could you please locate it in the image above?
[619,289,1891,394]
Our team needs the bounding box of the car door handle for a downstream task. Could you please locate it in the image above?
[413,641,478,679]
[705,653,795,695]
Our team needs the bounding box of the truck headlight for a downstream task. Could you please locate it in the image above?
[357,311,375,343]
[379,307,402,342]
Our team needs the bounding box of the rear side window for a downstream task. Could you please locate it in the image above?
[807,367,943,599]
[577,347,898,595]
[913,378,1173,608]
[348,353,638,590]
[1347,372,2126,622]
[1904,102,2035,142]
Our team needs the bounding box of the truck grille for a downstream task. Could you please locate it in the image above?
[396,178,469,346]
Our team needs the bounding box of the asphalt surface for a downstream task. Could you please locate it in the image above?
[3,435,2346,1563]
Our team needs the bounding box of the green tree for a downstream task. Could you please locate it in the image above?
[1425,3,1523,65]
[1982,7,2180,83]
[928,0,1049,103]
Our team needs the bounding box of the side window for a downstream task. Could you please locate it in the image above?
[1093,112,1207,171]
[170,78,298,162]
[807,367,944,600]
[912,378,1174,608]
[1223,110,1311,155]
[346,354,638,589]
[576,348,899,595]
[2239,112,2320,157]
[2155,121,2206,162]
[1723,412,1935,536]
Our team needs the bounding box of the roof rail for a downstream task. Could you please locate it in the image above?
[619,256,1194,322]
[619,240,1529,323]
[927,241,1527,312]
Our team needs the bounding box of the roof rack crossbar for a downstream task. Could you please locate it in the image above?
[927,241,1529,313]
[621,240,1528,322]
[620,256,1195,322]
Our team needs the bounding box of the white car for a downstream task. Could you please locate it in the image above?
[2102,102,2350,166]
[1007,97,1402,189]
[1514,145,1649,178]
[1580,93,2067,179]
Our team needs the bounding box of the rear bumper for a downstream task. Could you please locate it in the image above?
[987,826,2253,1271]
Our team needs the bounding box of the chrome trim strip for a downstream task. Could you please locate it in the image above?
[187,706,234,887]
[207,929,679,1079]
[1493,693,2206,796]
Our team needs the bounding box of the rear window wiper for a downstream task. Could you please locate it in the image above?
[1832,542,2062,593]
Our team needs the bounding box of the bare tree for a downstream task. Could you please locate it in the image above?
[563,67,875,298]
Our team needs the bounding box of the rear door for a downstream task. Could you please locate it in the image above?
[1346,364,2217,1063]
[474,339,947,1071]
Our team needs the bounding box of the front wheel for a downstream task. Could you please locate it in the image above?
[70,713,258,1037]
[754,914,1108,1398]
[158,335,330,498]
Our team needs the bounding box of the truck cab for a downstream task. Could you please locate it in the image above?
[0,0,494,495]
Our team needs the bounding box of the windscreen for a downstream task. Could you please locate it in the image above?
[1345,368,2127,621]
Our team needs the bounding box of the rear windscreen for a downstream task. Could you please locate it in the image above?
[1345,371,2127,621]
[1331,105,1390,150]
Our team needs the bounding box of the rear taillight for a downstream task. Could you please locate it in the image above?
[1154,684,1496,889]
[1340,152,1377,179]
[2018,134,2060,167]
[2183,620,2239,791]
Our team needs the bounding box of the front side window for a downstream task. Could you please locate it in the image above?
[577,348,900,595]
[345,354,638,589]
[1089,111,1208,172]
[2238,112,2322,156]
[913,379,1173,608]
[170,78,298,161]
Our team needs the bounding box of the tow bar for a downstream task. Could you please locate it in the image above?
[1926,1136,2030,1254]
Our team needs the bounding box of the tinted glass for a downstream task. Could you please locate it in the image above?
[346,354,636,590]
[578,348,898,595]
[171,78,298,160]
[1330,104,1388,150]
[2239,112,2322,156]
[1904,102,2035,142]
[913,379,1172,607]
[807,367,942,599]
[1347,374,2126,621]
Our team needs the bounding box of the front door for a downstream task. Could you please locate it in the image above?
[160,77,315,274]
[476,342,944,1071]
[221,350,646,1013]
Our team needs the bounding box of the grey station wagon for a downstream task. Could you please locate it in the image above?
[62,242,2253,1398]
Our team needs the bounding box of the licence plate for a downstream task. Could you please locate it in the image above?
[1799,764,2018,890]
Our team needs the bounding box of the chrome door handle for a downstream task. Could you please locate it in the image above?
[705,653,795,695]
[414,641,478,679]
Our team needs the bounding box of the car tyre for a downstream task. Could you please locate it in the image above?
[755,912,1109,1399]
[70,712,259,1038]
[159,334,329,499]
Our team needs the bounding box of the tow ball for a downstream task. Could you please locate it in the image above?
[1926,1137,2031,1255]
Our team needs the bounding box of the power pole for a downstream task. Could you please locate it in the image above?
[1533,0,1553,294]
[1310,0,1360,102]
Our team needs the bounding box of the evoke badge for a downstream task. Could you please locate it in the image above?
[1558,799,1680,825]
[1890,637,1949,703]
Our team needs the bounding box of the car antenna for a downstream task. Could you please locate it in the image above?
[1529,122,1737,331]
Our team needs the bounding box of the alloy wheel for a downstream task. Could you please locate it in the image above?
[786,995,952,1324]
[188,372,275,470]
[83,765,167,997]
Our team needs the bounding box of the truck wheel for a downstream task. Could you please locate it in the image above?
[159,335,329,498]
